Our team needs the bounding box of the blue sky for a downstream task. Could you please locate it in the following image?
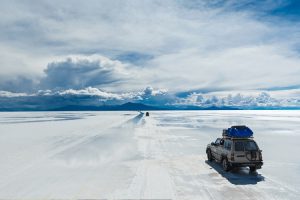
[0,0,300,108]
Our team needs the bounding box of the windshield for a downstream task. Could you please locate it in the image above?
[215,138,221,145]
[234,140,258,151]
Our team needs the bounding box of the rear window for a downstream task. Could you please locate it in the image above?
[234,140,258,151]
[235,141,244,151]
[245,141,258,151]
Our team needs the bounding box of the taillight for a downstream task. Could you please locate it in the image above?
[259,151,262,160]
[231,153,234,161]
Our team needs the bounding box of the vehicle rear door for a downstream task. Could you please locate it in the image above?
[233,140,260,162]
[233,140,248,162]
[244,140,260,162]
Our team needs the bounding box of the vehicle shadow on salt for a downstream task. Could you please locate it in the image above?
[205,160,265,185]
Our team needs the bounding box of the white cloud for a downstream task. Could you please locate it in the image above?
[39,55,132,91]
[147,45,300,91]
[0,0,300,98]
[53,86,168,102]
[176,89,300,108]
[55,87,124,100]
[0,91,29,98]
[0,86,167,101]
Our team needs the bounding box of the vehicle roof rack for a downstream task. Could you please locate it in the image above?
[222,126,254,138]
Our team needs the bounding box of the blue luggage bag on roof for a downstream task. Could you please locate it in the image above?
[227,125,253,138]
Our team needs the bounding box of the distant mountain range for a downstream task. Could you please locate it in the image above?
[0,102,242,111]
[1,101,300,111]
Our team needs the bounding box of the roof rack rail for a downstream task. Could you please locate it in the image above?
[222,135,254,139]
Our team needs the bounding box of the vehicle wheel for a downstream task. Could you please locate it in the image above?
[207,149,213,162]
[249,166,256,172]
[222,158,230,172]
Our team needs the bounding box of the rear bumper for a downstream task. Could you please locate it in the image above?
[230,161,263,169]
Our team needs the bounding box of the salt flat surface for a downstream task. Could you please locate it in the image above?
[0,111,300,199]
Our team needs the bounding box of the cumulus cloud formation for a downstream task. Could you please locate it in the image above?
[52,86,169,103]
[40,55,131,90]
[0,86,167,102]
[176,90,300,108]
[0,0,300,108]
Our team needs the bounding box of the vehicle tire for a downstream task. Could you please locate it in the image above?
[222,158,230,172]
[249,166,256,172]
[207,149,213,162]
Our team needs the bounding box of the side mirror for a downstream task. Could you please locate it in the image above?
[211,142,215,146]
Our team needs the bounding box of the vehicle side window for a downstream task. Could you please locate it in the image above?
[220,139,224,146]
[235,141,244,151]
[224,140,232,150]
[215,138,221,145]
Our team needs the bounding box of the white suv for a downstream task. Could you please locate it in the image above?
[206,132,263,172]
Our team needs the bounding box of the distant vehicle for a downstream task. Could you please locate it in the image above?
[145,112,150,117]
[206,126,263,172]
